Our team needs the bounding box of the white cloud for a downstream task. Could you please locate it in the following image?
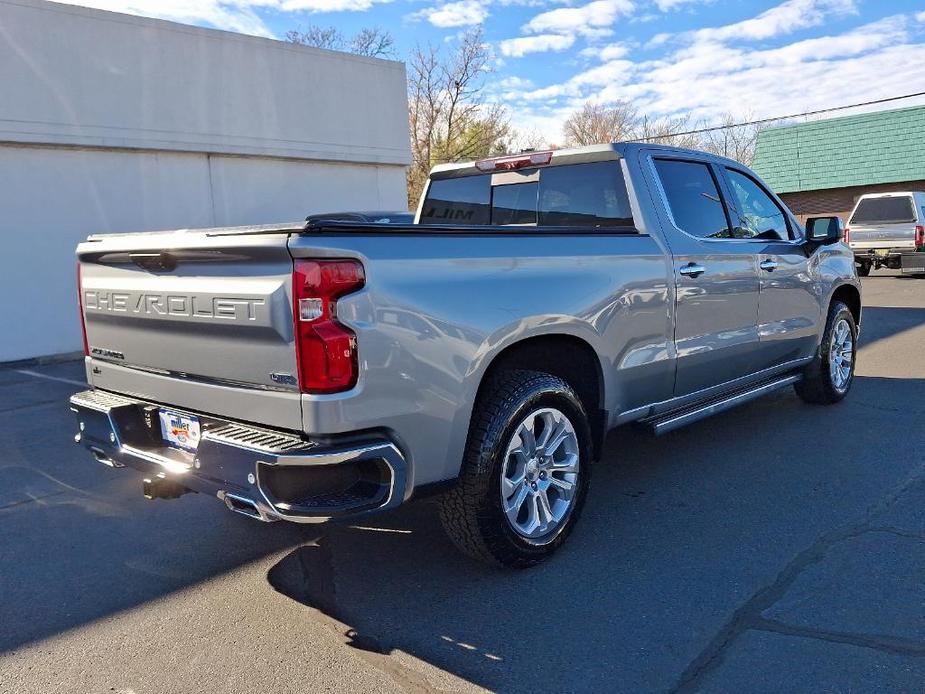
[579,42,630,60]
[916,10,925,22]
[501,11,925,144]
[500,34,575,57]
[654,0,710,10]
[413,0,488,27]
[690,0,857,43]
[496,76,536,90]
[281,0,389,10]
[523,0,635,37]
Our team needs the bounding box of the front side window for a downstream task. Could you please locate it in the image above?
[420,176,490,225]
[725,169,790,240]
[654,159,731,239]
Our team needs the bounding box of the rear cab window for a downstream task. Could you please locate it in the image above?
[653,158,732,239]
[850,196,916,225]
[420,161,634,228]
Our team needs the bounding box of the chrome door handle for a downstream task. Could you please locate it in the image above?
[679,262,706,278]
[760,259,779,272]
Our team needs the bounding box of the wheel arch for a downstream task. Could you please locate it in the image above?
[471,333,607,460]
[831,283,861,328]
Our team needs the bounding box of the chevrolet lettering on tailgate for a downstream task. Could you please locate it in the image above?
[83,290,265,321]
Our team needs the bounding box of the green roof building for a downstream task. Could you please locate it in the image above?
[752,105,925,223]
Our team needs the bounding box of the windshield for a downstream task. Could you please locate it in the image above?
[850,196,916,225]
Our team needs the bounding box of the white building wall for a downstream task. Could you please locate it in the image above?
[0,0,410,362]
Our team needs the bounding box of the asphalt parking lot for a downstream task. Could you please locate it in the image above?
[1,272,923,693]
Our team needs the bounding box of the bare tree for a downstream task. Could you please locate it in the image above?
[349,27,395,59]
[698,112,763,165]
[285,26,344,51]
[562,102,638,147]
[635,113,700,148]
[406,28,510,208]
[505,127,554,153]
[286,25,395,59]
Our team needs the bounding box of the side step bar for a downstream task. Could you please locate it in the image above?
[639,374,801,436]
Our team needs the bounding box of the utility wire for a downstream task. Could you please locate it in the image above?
[636,90,925,141]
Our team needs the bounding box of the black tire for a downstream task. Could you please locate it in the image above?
[857,262,871,277]
[439,370,592,568]
[794,300,857,405]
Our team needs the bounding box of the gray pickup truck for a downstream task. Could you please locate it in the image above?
[70,143,860,567]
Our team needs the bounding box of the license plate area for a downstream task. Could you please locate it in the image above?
[159,409,201,451]
[874,249,891,257]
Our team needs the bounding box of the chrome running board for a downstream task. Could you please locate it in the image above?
[639,374,801,436]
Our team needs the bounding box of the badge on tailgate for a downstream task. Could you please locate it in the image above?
[159,410,201,451]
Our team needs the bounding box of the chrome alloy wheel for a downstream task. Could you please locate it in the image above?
[500,407,580,543]
[829,317,854,392]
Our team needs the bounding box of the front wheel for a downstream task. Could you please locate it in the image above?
[439,370,592,568]
[794,300,857,404]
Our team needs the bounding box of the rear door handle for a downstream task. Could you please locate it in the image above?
[760,259,779,272]
[679,263,706,278]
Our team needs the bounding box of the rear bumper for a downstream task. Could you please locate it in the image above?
[852,248,911,260]
[69,389,407,523]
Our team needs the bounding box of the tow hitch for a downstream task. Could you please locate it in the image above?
[142,476,192,500]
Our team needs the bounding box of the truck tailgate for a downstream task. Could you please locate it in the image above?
[849,222,918,250]
[77,228,302,430]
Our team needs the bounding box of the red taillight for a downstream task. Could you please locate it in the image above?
[915,225,924,248]
[475,150,553,172]
[77,263,89,356]
[292,259,365,393]
[843,227,850,244]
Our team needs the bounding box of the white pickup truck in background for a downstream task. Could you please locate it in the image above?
[846,191,925,276]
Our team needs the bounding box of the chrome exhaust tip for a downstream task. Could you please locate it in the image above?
[221,492,277,522]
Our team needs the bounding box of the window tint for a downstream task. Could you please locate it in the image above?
[654,159,731,239]
[492,182,538,225]
[725,169,790,240]
[420,176,490,225]
[538,161,633,226]
[849,196,916,225]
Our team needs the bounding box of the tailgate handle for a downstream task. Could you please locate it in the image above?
[130,252,177,272]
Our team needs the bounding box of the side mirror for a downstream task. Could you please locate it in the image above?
[805,216,844,245]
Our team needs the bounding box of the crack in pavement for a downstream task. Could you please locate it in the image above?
[670,461,925,693]
[753,618,925,658]
[0,490,68,511]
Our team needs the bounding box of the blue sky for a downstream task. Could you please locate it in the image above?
[57,0,925,141]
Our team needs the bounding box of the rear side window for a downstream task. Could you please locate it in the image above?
[537,161,633,226]
[420,176,490,224]
[654,159,731,239]
[850,196,916,224]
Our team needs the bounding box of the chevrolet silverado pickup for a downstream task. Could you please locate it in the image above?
[71,143,861,567]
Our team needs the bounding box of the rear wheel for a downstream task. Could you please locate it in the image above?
[439,370,592,568]
[794,300,857,405]
[856,262,871,277]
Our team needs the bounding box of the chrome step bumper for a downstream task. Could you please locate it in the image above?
[69,389,407,523]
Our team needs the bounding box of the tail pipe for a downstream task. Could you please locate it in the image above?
[221,492,278,522]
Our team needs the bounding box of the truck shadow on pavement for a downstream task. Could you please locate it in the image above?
[3,348,924,691]
[265,372,925,692]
